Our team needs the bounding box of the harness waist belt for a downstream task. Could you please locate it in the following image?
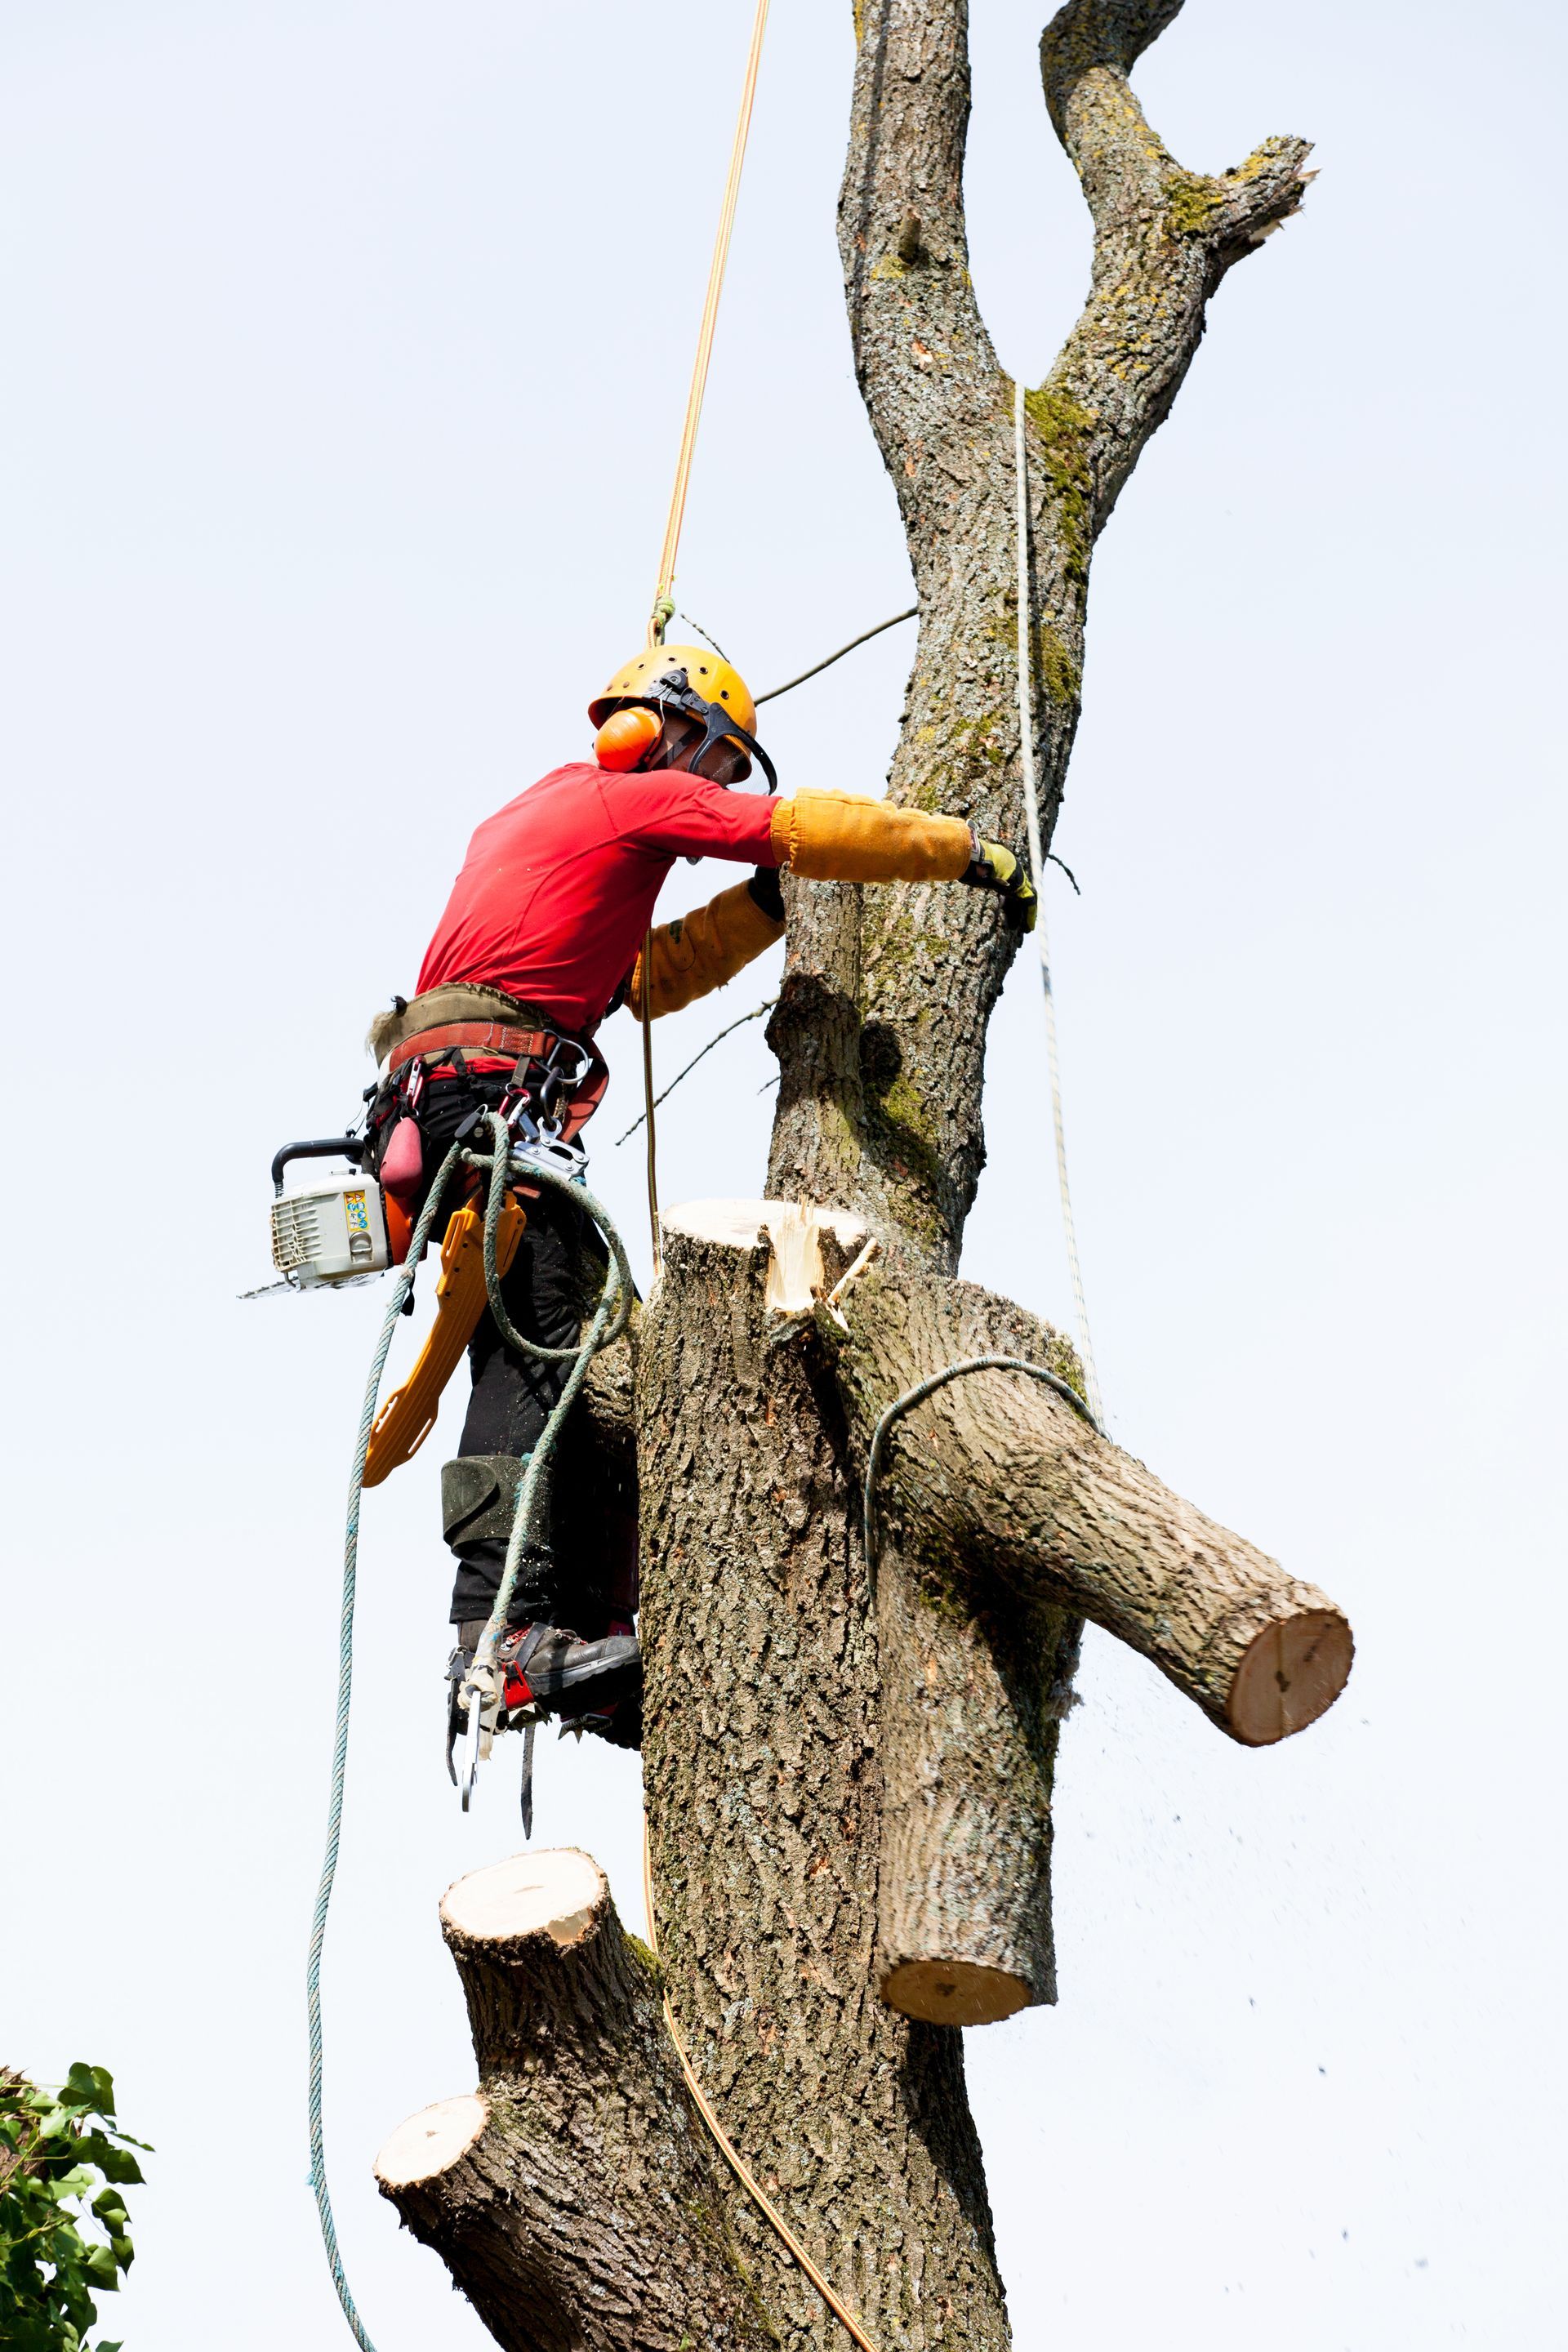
[389,1021,568,1076]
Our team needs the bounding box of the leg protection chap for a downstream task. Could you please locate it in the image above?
[443,1453,555,1624]
[441,1454,525,1552]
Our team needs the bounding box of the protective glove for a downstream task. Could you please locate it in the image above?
[962,835,1037,931]
[747,863,786,924]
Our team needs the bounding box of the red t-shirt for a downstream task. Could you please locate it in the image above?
[416,762,780,1034]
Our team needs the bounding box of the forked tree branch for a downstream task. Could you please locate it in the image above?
[1042,0,1315,526]
[376,1853,773,2352]
[771,0,1312,1267]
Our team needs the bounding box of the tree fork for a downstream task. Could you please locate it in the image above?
[375,1851,774,2351]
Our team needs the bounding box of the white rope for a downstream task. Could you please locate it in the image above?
[1013,380,1105,1428]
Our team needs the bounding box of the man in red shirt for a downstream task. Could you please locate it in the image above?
[365,645,1034,1750]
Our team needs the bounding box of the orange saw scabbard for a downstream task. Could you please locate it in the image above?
[363,1196,527,1486]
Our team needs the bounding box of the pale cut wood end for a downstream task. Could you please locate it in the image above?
[1227,1608,1353,1745]
[375,2094,485,2190]
[440,1848,605,1948]
[661,1198,870,1312]
[880,1958,1031,2028]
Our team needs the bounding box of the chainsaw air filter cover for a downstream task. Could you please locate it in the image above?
[271,1174,390,1286]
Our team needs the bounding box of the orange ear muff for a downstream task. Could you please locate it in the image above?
[595,706,662,772]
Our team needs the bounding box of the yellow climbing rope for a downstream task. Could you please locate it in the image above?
[641,1824,880,2352]
[637,0,772,1268]
[647,0,772,648]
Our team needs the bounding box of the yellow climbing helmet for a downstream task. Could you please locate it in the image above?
[588,644,758,736]
[587,644,777,791]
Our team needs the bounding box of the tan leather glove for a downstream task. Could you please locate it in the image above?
[628,878,785,1022]
[768,789,973,883]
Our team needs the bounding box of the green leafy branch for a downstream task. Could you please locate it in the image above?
[1,2062,151,2352]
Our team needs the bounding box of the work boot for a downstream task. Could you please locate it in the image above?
[497,1620,641,1717]
[447,1617,640,1732]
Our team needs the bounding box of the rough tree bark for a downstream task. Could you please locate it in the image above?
[378,5,1335,2345]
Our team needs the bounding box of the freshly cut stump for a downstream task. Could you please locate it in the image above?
[439,1846,602,1948]
[638,1202,1018,2347]
[662,1196,870,1312]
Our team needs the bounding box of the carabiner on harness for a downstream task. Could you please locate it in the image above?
[496,1036,597,1183]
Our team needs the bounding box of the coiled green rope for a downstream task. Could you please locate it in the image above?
[460,1114,635,1699]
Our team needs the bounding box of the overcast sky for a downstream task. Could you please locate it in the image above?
[2,2,1561,2346]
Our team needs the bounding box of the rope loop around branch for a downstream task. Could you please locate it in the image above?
[862,1352,1103,1580]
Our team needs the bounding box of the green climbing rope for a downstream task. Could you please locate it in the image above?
[459,1114,635,1708]
[306,1118,633,2350]
[305,1138,464,2352]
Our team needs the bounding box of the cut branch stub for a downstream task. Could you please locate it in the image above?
[375,1849,774,2352]
[829,1270,1352,1746]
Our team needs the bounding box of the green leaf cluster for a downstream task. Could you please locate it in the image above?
[0,2061,150,2351]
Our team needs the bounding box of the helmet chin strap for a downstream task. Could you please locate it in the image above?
[639,667,778,793]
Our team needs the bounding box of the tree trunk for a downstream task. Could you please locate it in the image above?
[381,5,1334,2344]
[636,1203,1012,2345]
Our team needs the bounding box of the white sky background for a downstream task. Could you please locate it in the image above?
[2,0,1561,2345]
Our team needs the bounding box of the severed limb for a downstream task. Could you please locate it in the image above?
[827,1268,1352,1748]
[875,1517,1080,2025]
[825,1263,1350,2025]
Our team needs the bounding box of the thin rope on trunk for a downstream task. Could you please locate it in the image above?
[1013,379,1105,1427]
[641,1823,882,2352]
[616,997,775,1144]
[754,607,916,704]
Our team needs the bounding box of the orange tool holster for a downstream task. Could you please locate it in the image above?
[363,1193,527,1486]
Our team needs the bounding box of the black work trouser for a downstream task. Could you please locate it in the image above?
[404,1078,595,1629]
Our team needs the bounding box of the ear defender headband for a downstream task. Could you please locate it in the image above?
[594,666,778,793]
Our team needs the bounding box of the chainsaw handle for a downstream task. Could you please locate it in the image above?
[270,1135,368,1197]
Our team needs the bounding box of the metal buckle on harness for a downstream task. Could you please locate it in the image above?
[448,1663,500,1810]
[511,1132,588,1183]
[496,1037,596,1183]
[460,1682,485,1810]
